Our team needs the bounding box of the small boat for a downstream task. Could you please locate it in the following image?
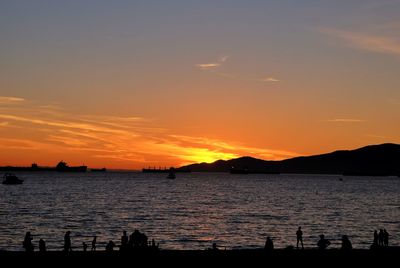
[167,168,176,179]
[2,173,23,185]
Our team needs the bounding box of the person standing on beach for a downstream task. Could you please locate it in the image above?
[91,235,97,251]
[23,232,34,252]
[264,236,274,250]
[120,231,128,251]
[383,229,389,247]
[296,227,304,249]
[373,230,378,246]
[378,229,384,246]
[64,231,72,252]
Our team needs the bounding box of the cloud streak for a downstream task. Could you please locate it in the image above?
[0,100,300,168]
[196,63,220,70]
[323,118,366,123]
[196,55,229,70]
[261,77,280,82]
[196,56,282,83]
[0,96,25,104]
[320,27,400,56]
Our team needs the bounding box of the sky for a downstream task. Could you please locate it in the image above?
[1,0,400,169]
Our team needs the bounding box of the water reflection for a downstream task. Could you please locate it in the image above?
[0,172,399,250]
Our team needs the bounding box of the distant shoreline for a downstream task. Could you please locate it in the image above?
[1,143,400,176]
[2,169,399,177]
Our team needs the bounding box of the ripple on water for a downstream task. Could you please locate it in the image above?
[0,172,399,251]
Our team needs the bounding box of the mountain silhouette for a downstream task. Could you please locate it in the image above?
[179,143,400,175]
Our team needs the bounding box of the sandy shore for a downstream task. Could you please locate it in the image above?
[1,248,399,266]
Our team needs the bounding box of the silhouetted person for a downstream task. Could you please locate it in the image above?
[39,239,46,252]
[317,234,330,250]
[106,240,116,252]
[383,229,389,247]
[83,242,88,252]
[296,226,304,249]
[128,232,134,250]
[120,231,128,251]
[264,236,274,250]
[341,235,352,250]
[378,229,384,246]
[64,231,72,252]
[23,232,34,252]
[140,232,148,248]
[91,236,97,251]
[121,231,128,245]
[132,230,141,248]
[373,230,378,247]
[211,242,219,251]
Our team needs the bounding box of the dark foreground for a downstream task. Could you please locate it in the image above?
[1,248,399,267]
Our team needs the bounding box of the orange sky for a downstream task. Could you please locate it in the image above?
[1,1,400,169]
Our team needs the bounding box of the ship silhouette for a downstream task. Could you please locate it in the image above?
[56,161,87,172]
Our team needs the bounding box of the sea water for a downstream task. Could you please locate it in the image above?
[0,172,399,251]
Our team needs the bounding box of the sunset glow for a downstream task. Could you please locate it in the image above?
[1,1,400,169]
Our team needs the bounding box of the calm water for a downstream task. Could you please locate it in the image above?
[0,172,399,251]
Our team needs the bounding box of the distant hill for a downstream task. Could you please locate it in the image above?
[179,143,400,175]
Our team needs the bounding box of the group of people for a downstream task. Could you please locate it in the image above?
[22,229,158,253]
[293,226,336,250]
[263,226,390,251]
[295,226,336,250]
[22,227,391,252]
[119,230,158,251]
[263,227,339,251]
[372,229,390,248]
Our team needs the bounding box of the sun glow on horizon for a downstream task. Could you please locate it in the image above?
[0,98,296,168]
[176,148,238,166]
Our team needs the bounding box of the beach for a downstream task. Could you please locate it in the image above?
[1,248,399,267]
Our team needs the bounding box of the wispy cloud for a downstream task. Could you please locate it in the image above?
[260,77,280,82]
[0,96,25,104]
[0,114,136,135]
[320,27,400,56]
[196,56,283,84]
[323,118,366,123]
[196,55,229,70]
[196,63,220,70]
[0,137,43,150]
[0,100,299,167]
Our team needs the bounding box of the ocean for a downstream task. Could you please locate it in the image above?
[1,172,399,251]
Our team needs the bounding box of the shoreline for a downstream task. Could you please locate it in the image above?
[1,248,399,265]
